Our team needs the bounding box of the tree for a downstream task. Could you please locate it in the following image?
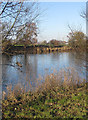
[80,2,88,21]
[49,39,60,47]
[0,1,40,49]
[16,22,38,47]
[67,31,86,49]
[41,40,47,45]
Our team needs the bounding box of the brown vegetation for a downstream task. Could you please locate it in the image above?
[2,68,87,119]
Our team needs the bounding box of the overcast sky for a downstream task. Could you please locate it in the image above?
[37,2,86,42]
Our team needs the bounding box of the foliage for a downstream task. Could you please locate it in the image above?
[2,68,87,119]
[49,39,66,47]
[2,40,12,52]
[40,40,47,45]
[67,31,86,49]
[49,39,60,47]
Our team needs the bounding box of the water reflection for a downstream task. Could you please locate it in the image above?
[2,52,86,91]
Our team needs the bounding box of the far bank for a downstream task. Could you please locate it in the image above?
[2,45,72,54]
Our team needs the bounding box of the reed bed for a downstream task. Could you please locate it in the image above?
[2,68,87,119]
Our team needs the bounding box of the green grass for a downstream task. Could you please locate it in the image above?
[3,85,87,119]
[14,44,33,47]
[2,69,88,119]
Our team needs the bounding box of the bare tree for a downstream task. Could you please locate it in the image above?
[80,10,86,19]
[0,1,40,48]
[80,2,88,40]
[17,22,38,47]
[80,2,88,21]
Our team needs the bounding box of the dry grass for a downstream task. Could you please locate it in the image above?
[2,68,87,119]
[35,67,85,93]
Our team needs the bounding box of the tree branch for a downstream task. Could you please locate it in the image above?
[3,2,23,43]
[0,2,8,16]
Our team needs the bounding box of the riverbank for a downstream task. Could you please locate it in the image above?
[2,69,87,119]
[2,45,72,54]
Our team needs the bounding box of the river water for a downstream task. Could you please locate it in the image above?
[2,51,86,92]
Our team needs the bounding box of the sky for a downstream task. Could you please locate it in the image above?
[37,2,86,42]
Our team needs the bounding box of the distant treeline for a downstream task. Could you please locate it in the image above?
[2,31,86,53]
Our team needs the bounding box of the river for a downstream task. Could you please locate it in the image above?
[2,51,86,92]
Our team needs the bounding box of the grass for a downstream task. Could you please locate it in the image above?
[14,44,34,47]
[2,68,88,119]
